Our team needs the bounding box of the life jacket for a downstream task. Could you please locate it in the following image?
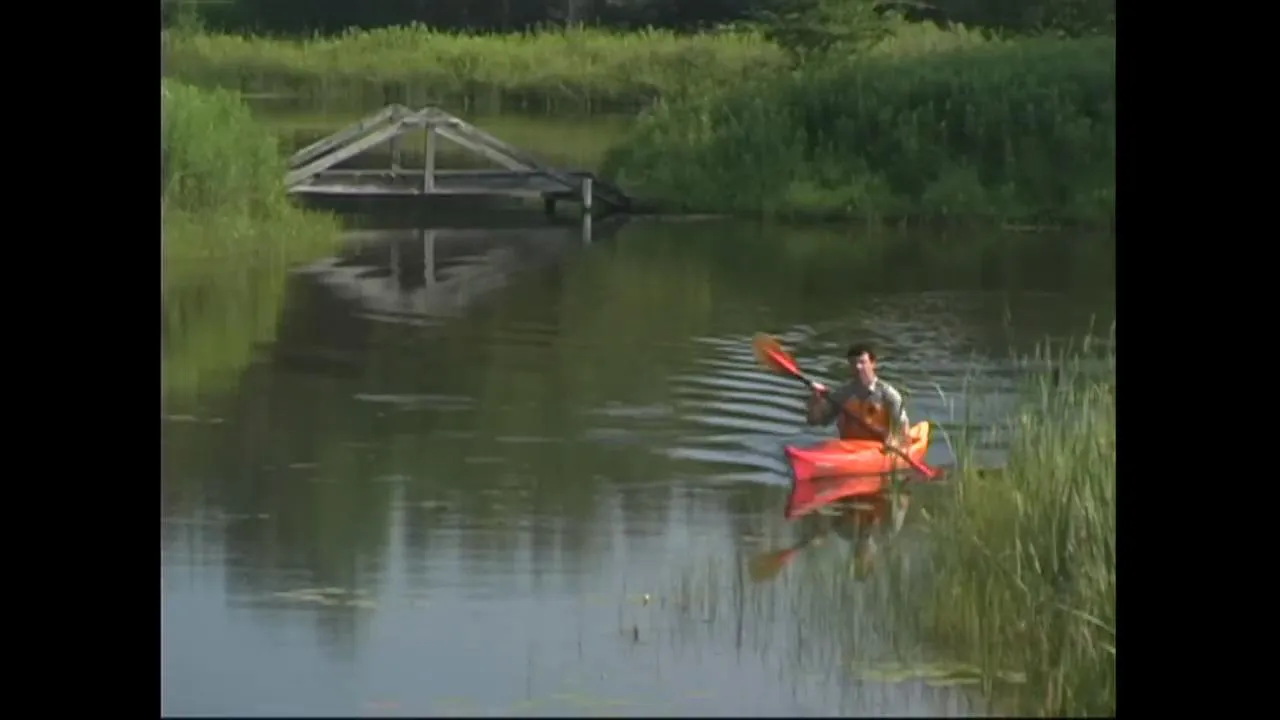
[836,397,890,441]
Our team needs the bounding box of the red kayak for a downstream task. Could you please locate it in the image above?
[784,421,933,519]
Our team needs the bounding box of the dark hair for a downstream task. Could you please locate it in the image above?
[846,343,877,361]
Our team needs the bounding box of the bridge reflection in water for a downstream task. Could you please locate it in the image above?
[294,218,626,328]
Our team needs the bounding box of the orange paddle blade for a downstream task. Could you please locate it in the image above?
[752,333,802,378]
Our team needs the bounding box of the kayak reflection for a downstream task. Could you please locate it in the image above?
[749,490,912,583]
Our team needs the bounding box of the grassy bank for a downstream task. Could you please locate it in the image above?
[162,79,341,402]
[163,25,784,114]
[921,340,1116,714]
[602,26,1115,226]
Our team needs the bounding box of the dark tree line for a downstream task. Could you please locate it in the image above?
[162,0,1114,38]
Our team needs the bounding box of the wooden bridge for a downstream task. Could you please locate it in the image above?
[285,105,633,215]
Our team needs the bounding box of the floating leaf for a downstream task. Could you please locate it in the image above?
[924,676,981,687]
[848,659,1022,686]
[508,698,544,713]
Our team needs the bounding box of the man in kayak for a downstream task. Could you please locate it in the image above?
[805,343,910,448]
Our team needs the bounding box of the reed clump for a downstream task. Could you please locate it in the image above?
[161,77,339,263]
[922,339,1116,715]
[163,24,786,113]
[162,79,341,402]
[162,78,293,220]
[601,25,1115,225]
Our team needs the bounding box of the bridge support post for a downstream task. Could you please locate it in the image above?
[422,126,436,193]
[389,134,401,170]
[389,237,401,292]
[581,177,594,216]
[422,229,436,287]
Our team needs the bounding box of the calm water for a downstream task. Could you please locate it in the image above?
[162,214,1113,716]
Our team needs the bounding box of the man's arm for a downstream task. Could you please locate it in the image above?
[882,384,910,442]
[805,384,846,426]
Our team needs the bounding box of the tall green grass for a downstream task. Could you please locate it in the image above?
[602,25,1115,225]
[163,24,785,114]
[922,338,1116,715]
[163,78,311,221]
[162,79,341,403]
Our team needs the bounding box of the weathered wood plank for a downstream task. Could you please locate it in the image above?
[291,169,596,197]
[285,120,408,188]
[430,124,536,174]
[424,113,629,209]
[288,105,405,169]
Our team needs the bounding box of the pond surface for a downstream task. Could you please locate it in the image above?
[162,112,1115,717]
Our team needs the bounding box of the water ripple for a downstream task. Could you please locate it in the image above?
[353,393,476,412]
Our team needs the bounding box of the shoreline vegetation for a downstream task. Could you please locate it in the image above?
[162,24,784,114]
[603,31,1114,226]
[164,18,1114,226]
[919,337,1116,715]
[162,79,342,402]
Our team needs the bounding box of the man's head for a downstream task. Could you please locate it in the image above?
[846,343,879,385]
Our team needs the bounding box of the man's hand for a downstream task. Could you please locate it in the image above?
[806,389,825,411]
[880,434,907,455]
[805,386,830,424]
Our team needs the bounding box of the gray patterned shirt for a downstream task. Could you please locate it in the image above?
[810,378,910,439]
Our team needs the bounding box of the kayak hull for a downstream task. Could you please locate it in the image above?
[784,421,932,519]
